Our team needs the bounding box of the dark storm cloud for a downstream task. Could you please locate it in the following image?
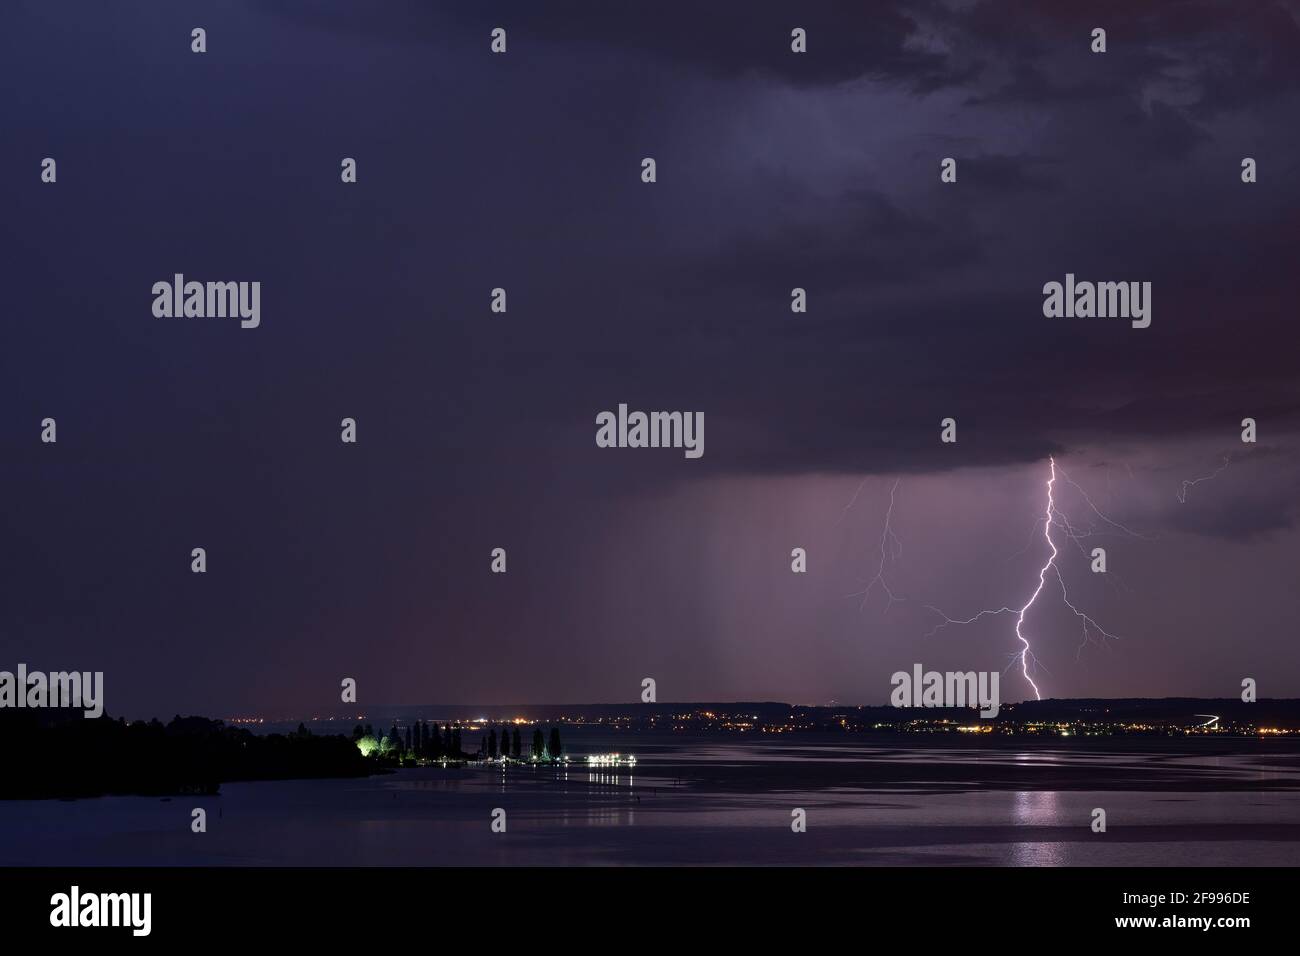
[5,0,1296,483]
[266,0,965,91]
[950,154,1058,193]
[695,188,985,292]
[955,0,1300,109]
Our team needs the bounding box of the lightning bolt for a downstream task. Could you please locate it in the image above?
[870,478,904,612]
[840,476,869,521]
[846,477,903,612]
[1177,455,1231,504]
[1011,459,1061,700]
[926,457,1126,700]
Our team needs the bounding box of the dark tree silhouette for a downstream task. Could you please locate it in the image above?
[548,727,562,760]
[487,728,498,759]
[0,711,373,799]
[512,727,521,758]
[532,728,545,760]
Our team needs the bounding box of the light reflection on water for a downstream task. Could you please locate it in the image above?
[1010,790,1065,866]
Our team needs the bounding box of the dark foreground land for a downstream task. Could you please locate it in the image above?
[0,710,374,799]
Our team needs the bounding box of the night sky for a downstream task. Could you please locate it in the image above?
[2,1,1298,719]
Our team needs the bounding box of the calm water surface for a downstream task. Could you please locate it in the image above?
[3,734,1297,865]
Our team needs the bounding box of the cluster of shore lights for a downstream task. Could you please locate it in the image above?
[585,753,637,767]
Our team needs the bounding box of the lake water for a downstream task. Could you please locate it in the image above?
[3,733,1298,865]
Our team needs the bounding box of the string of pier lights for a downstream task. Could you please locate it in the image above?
[585,753,636,768]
